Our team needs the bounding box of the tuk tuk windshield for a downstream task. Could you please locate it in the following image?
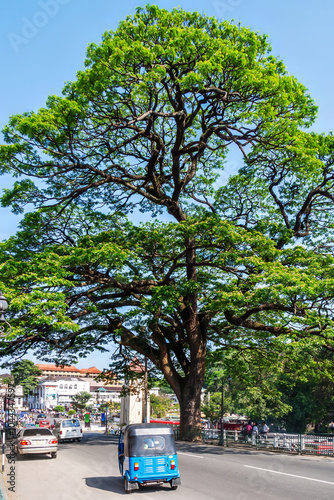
[129,434,176,456]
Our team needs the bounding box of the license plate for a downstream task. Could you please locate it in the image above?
[34,440,46,444]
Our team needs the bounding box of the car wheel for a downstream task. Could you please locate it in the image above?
[77,438,81,442]
[124,476,131,494]
[170,485,178,490]
[51,452,57,459]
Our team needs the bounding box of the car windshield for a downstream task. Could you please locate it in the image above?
[62,420,80,427]
[22,429,52,437]
[129,434,176,456]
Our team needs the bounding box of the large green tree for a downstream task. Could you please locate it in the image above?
[1,5,334,440]
[10,359,42,404]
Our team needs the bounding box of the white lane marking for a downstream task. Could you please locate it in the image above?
[244,465,334,485]
[178,452,204,459]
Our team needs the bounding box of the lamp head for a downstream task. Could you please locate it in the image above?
[0,291,8,322]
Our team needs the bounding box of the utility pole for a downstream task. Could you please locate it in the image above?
[219,375,225,446]
[143,357,148,423]
[219,375,232,446]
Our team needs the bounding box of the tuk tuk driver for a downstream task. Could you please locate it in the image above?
[143,437,155,449]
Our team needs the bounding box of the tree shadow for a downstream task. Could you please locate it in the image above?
[176,441,273,457]
[80,434,119,446]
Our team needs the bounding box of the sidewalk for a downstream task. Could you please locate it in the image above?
[0,471,9,500]
[82,424,106,432]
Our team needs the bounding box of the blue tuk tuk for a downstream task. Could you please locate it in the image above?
[118,423,181,493]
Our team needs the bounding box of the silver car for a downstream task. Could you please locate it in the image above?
[17,428,58,458]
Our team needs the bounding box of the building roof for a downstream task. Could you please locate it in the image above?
[90,385,122,392]
[36,363,81,373]
[129,357,145,373]
[79,366,102,374]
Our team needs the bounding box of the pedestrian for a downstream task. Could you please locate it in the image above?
[252,422,258,436]
[261,421,269,435]
[245,421,253,437]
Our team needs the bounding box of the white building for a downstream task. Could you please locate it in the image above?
[28,377,90,410]
[120,359,150,425]
[120,380,150,425]
[89,383,122,408]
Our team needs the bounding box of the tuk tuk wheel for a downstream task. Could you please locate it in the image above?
[124,476,131,494]
[171,485,178,490]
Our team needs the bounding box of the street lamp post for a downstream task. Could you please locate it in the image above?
[218,374,232,446]
[143,356,148,423]
[0,291,11,473]
[0,291,11,336]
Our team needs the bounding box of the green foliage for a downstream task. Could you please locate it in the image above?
[150,393,173,418]
[201,392,224,422]
[148,377,174,395]
[274,346,334,433]
[53,405,65,412]
[67,409,76,415]
[1,376,14,385]
[10,359,41,396]
[98,401,121,418]
[70,391,92,411]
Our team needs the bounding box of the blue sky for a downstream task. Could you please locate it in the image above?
[1,0,333,368]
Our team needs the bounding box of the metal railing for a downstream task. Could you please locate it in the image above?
[175,428,334,457]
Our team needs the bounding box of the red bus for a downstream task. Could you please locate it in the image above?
[150,419,180,426]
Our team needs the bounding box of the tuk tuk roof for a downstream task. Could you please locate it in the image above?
[124,423,174,437]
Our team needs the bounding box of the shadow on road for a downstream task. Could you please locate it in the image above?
[14,453,54,461]
[85,476,124,494]
[85,476,176,495]
[176,441,273,457]
[80,434,119,446]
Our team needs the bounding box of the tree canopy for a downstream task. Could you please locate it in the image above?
[1,5,334,439]
[10,359,42,396]
[70,391,92,411]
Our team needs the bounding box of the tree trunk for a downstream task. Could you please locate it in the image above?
[178,349,206,441]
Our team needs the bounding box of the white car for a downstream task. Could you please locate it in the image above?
[17,428,58,458]
[53,418,82,442]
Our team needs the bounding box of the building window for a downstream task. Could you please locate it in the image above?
[64,384,68,389]
[69,385,73,390]
[74,384,77,389]
[59,384,63,389]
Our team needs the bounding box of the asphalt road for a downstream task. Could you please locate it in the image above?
[6,433,334,500]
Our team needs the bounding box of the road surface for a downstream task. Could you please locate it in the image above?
[6,433,334,500]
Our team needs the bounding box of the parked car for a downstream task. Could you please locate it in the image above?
[53,418,82,442]
[36,413,46,420]
[17,428,58,458]
[35,419,51,429]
